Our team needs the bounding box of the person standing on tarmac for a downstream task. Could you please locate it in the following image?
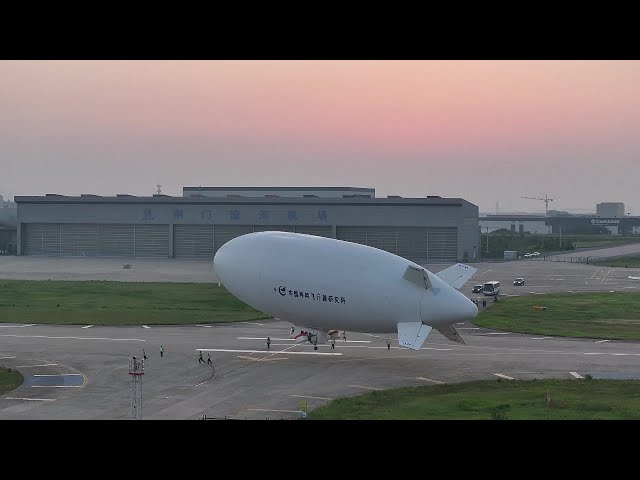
[386,338,391,350]
[160,345,164,357]
[198,351,204,364]
[207,353,212,365]
[266,337,271,349]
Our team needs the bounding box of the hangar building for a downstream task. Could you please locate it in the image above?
[15,187,479,264]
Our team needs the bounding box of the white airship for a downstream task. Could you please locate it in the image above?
[213,231,478,350]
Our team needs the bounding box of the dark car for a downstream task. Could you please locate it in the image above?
[472,284,484,293]
[513,278,525,286]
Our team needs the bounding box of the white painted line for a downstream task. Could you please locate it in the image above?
[456,322,465,325]
[583,352,605,355]
[0,324,35,328]
[349,384,383,391]
[194,381,207,387]
[198,348,341,356]
[237,337,370,343]
[291,394,332,401]
[33,374,83,377]
[142,325,150,329]
[493,373,515,380]
[237,355,287,362]
[4,397,56,402]
[361,333,386,339]
[14,364,58,368]
[416,377,445,384]
[457,327,480,330]
[595,339,610,343]
[612,353,629,356]
[247,408,302,413]
[197,325,213,328]
[531,337,552,340]
[31,385,83,388]
[81,325,94,329]
[569,372,584,379]
[0,334,145,342]
[478,332,511,335]
[245,322,265,326]
[0,356,16,360]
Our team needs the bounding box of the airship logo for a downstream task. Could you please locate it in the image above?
[279,286,287,296]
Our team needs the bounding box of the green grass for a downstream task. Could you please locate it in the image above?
[0,367,23,396]
[473,292,640,340]
[307,379,640,419]
[0,280,268,325]
[591,255,640,268]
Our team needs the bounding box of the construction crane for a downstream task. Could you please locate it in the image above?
[521,194,555,215]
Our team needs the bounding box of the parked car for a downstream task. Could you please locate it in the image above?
[514,278,525,286]
[472,284,484,293]
[523,253,532,258]
[532,252,541,256]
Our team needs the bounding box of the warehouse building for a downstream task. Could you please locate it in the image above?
[14,187,479,264]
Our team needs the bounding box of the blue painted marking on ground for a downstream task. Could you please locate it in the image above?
[24,375,84,386]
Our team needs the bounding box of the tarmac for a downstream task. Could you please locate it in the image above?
[1,245,639,419]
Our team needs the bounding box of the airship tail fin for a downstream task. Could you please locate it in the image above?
[435,324,466,345]
[436,263,477,289]
[397,322,432,350]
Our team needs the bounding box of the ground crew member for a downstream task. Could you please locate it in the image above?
[207,353,212,365]
[342,331,347,341]
[160,345,164,357]
[290,326,295,335]
[143,348,147,360]
[198,351,204,364]
[266,337,271,349]
[331,339,335,349]
[386,338,391,350]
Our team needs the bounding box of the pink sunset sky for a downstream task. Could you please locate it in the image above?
[1,60,638,214]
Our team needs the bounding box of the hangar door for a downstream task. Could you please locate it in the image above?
[336,226,458,263]
[22,223,169,257]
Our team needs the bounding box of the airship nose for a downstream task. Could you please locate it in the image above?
[213,239,234,285]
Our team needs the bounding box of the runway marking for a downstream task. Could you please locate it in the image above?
[194,381,207,387]
[290,394,332,401]
[81,325,93,329]
[349,384,383,391]
[569,372,584,379]
[0,356,16,360]
[142,325,150,329]
[0,334,145,342]
[247,408,301,413]
[601,269,611,284]
[237,337,370,343]
[198,348,341,356]
[531,337,553,340]
[595,339,610,343]
[13,364,58,368]
[583,352,606,355]
[493,373,515,380]
[589,269,599,279]
[197,325,213,328]
[31,385,83,388]
[4,397,55,402]
[244,322,265,326]
[457,327,480,330]
[476,332,511,335]
[238,355,287,362]
[33,373,83,377]
[0,324,35,328]
[416,377,445,384]
[362,333,386,339]
[456,322,465,325]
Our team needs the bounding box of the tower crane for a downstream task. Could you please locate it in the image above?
[521,195,555,215]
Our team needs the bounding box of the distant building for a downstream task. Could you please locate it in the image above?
[503,250,517,260]
[183,186,375,198]
[15,187,479,263]
[596,203,625,218]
